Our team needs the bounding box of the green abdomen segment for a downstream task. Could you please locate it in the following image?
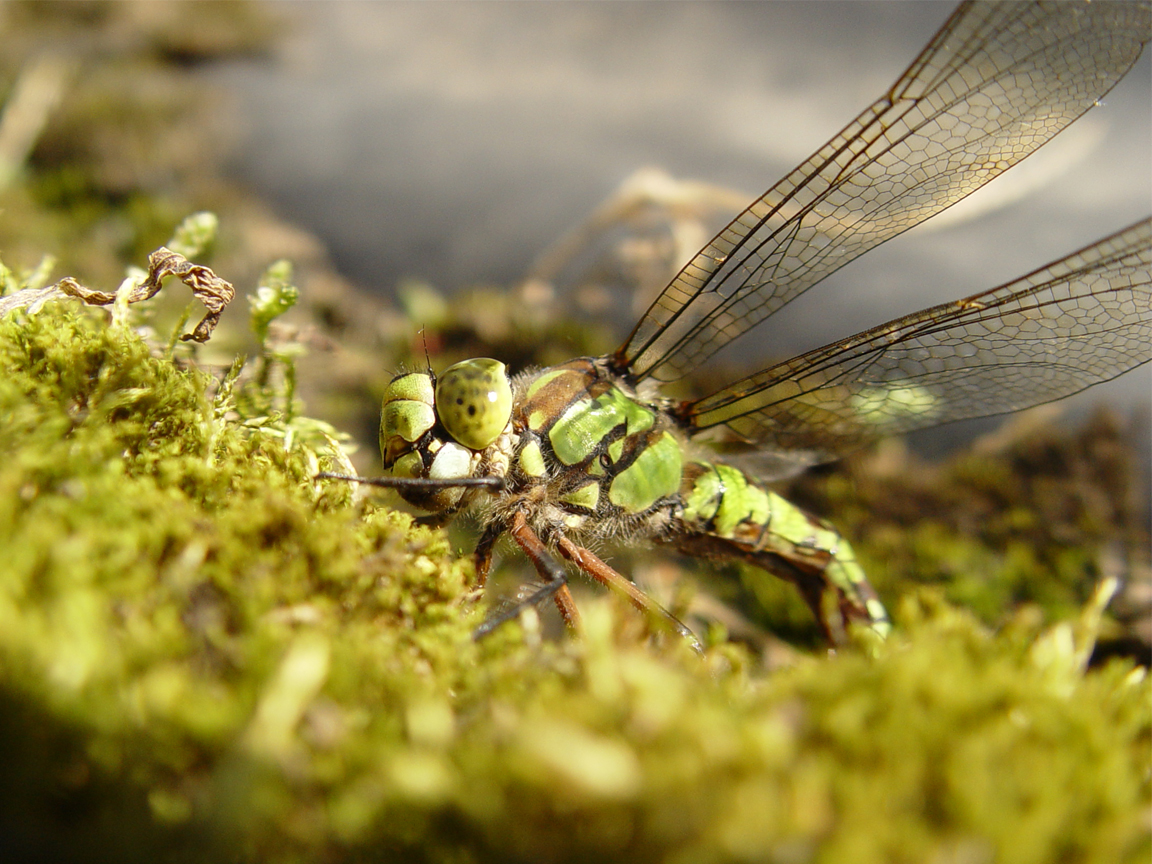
[678,461,889,641]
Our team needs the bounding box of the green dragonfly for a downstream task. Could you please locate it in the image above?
[323,1,1152,648]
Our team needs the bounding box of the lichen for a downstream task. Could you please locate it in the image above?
[0,266,1148,863]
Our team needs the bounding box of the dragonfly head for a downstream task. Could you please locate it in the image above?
[379,358,513,511]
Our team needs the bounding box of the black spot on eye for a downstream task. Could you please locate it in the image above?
[468,406,477,416]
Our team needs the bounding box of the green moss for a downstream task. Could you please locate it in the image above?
[0,303,1148,863]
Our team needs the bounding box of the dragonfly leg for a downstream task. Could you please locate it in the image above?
[473,521,502,589]
[554,536,703,653]
[413,512,455,528]
[472,510,580,640]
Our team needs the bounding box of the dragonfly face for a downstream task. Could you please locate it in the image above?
[379,359,513,512]
[325,0,1152,649]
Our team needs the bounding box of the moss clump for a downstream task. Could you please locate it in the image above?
[0,303,1148,863]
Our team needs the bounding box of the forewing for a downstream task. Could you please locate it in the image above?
[613,1,1152,383]
[684,220,1152,464]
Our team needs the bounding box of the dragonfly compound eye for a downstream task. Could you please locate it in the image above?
[379,372,436,467]
[435,358,512,450]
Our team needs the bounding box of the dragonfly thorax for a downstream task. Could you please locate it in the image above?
[379,358,513,511]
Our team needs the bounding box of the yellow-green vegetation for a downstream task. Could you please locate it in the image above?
[1,258,1149,864]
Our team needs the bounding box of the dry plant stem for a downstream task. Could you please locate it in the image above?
[0,247,235,342]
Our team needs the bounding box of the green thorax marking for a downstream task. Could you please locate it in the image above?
[516,359,683,514]
[520,360,654,466]
[549,386,654,467]
[517,438,547,477]
[561,481,600,511]
[608,431,681,512]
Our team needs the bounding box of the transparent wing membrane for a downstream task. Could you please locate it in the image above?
[685,219,1152,463]
[613,1,1152,383]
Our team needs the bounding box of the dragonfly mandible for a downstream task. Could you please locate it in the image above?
[322,0,1152,648]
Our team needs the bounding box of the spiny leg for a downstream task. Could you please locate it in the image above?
[555,536,703,654]
[473,521,503,589]
[472,510,580,640]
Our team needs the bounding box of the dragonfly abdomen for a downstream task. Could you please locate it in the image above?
[674,460,890,642]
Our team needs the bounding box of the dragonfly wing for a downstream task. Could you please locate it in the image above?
[613,1,1152,384]
[684,220,1152,464]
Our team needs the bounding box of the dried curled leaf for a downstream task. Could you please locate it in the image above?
[0,246,235,342]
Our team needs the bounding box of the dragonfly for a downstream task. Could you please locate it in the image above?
[322,1,1152,648]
